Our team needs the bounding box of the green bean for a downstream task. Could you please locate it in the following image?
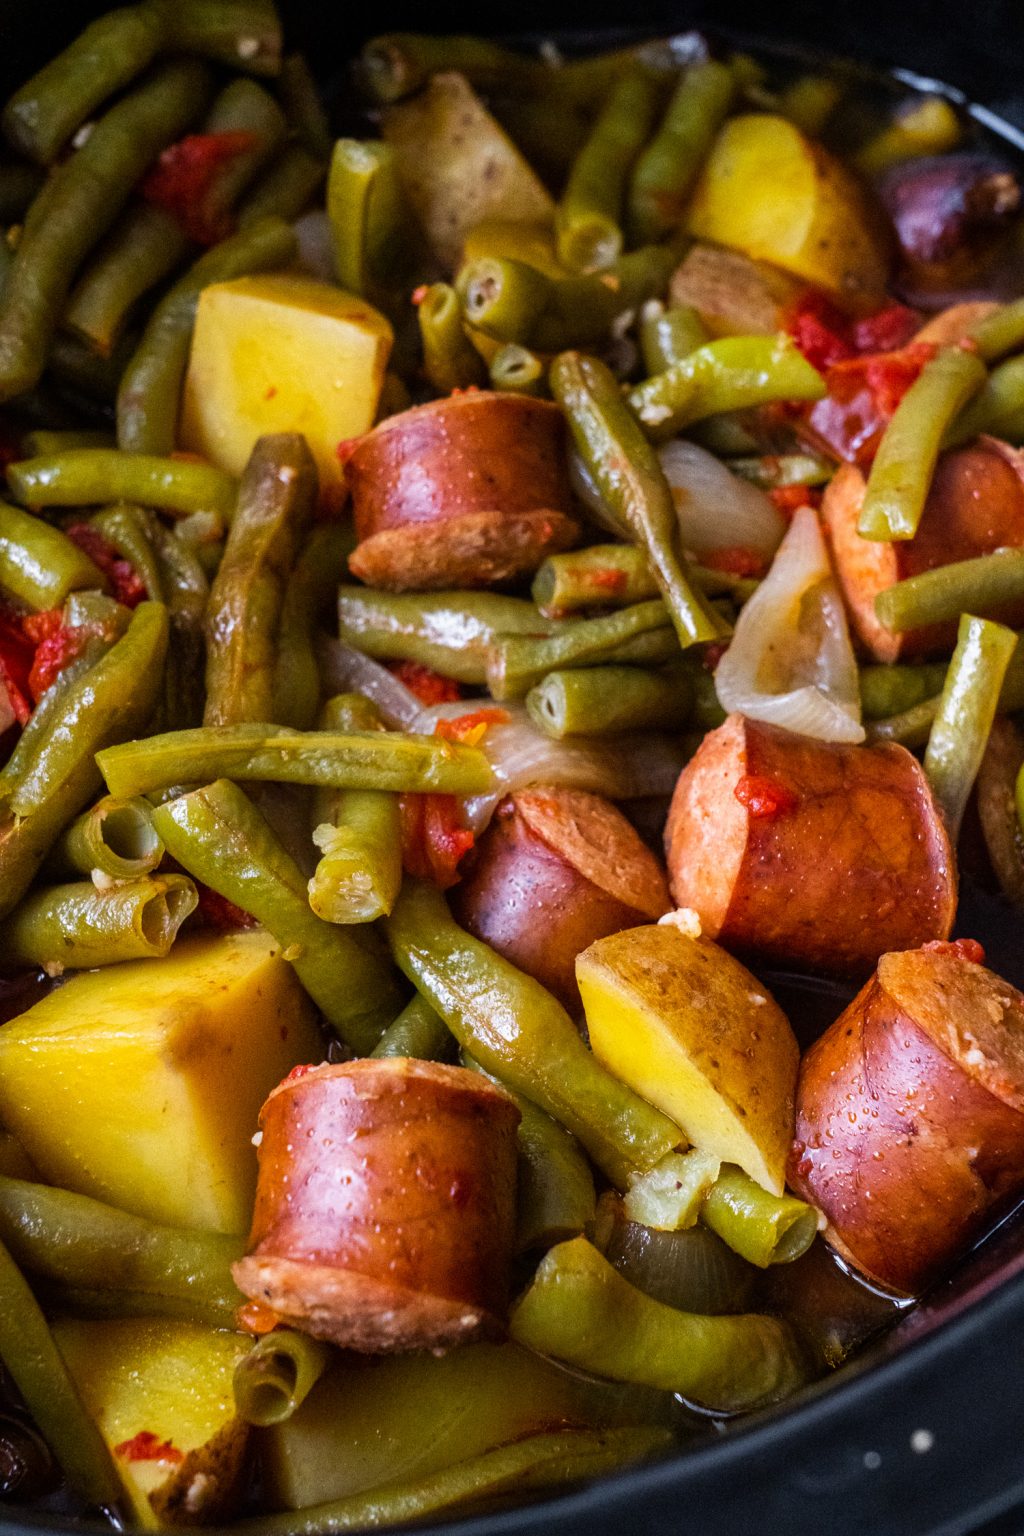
[273,523,353,732]
[488,343,547,397]
[62,592,132,640]
[99,722,492,799]
[234,1331,333,1428]
[145,513,208,729]
[47,329,136,403]
[203,434,316,726]
[532,544,659,616]
[64,205,192,359]
[2,4,171,164]
[628,60,735,244]
[948,354,1024,446]
[0,60,213,402]
[858,348,988,540]
[627,334,827,443]
[151,779,402,1052]
[117,215,298,454]
[165,0,283,76]
[237,142,326,227]
[456,257,550,345]
[357,33,547,106]
[88,502,162,601]
[418,283,486,394]
[45,794,163,881]
[0,500,103,609]
[923,614,1017,839]
[387,879,681,1187]
[327,140,406,301]
[278,53,332,159]
[9,448,237,519]
[0,163,44,220]
[700,1167,819,1268]
[865,695,941,748]
[193,77,289,240]
[551,351,728,648]
[875,548,1024,632]
[509,1236,805,1412]
[556,67,664,273]
[968,296,1024,364]
[639,301,709,375]
[859,661,950,720]
[238,1426,672,1536]
[527,663,693,738]
[371,993,454,1061]
[778,74,843,135]
[21,429,113,456]
[0,1235,120,1507]
[487,601,678,700]
[729,451,834,490]
[337,586,559,685]
[0,1174,242,1319]
[0,873,196,971]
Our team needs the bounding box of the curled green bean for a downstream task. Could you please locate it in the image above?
[46,794,163,881]
[628,60,734,244]
[0,501,103,610]
[151,778,402,1053]
[8,449,237,520]
[527,664,693,738]
[234,1331,333,1427]
[923,613,1017,839]
[0,873,197,971]
[627,334,826,443]
[700,1167,820,1268]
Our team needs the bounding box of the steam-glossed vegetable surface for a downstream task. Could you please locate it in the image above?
[0,6,1022,1531]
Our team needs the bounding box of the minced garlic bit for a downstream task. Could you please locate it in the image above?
[91,868,117,891]
[658,906,702,938]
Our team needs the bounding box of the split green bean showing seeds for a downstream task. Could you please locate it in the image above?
[0,5,1021,1532]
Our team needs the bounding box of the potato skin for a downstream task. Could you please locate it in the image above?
[233,1059,520,1352]
[452,786,671,1012]
[668,244,804,338]
[789,945,1024,1294]
[665,714,956,977]
[823,440,1024,662]
[346,393,579,591]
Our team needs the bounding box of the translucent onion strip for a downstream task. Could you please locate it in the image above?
[657,440,786,561]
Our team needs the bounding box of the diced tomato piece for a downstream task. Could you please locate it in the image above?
[852,303,920,355]
[433,708,509,747]
[399,793,474,889]
[66,522,146,608]
[389,659,462,706]
[140,131,258,245]
[785,289,856,372]
[23,610,86,701]
[0,606,35,726]
[802,343,936,466]
[734,774,799,820]
[699,545,768,579]
[113,1432,183,1465]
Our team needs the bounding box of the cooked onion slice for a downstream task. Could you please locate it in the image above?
[658,440,786,561]
[714,505,865,742]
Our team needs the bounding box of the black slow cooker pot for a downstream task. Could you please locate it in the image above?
[2,3,1024,1533]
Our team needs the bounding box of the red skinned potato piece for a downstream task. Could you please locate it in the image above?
[452,785,671,1013]
[789,944,1024,1294]
[822,439,1024,662]
[346,392,580,591]
[665,713,956,977]
[233,1059,520,1352]
[879,153,1022,293]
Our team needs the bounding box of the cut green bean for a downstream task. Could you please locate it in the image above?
[387,879,681,1187]
[2,4,171,164]
[949,354,1024,446]
[627,334,827,443]
[371,994,454,1061]
[628,60,735,244]
[117,215,298,454]
[337,586,559,684]
[0,500,103,609]
[9,449,237,519]
[357,33,548,106]
[556,67,664,273]
[90,502,163,601]
[551,351,729,648]
[238,1426,672,1536]
[165,0,283,75]
[875,548,1024,632]
[0,873,197,971]
[509,1236,806,1412]
[858,348,987,541]
[195,77,288,238]
[22,429,114,456]
[488,343,547,397]
[923,614,1017,839]
[0,1175,242,1320]
[487,600,677,699]
[47,329,136,403]
[273,523,354,732]
[237,142,326,227]
[527,664,693,738]
[969,296,1024,364]
[859,662,950,720]
[0,60,213,402]
[418,283,486,394]
[146,513,208,730]
[701,1167,820,1268]
[639,301,709,375]
[46,794,163,881]
[151,779,402,1053]
[99,723,493,800]
[278,53,332,159]
[234,1331,333,1427]
[204,433,317,727]
[327,140,407,302]
[532,544,659,616]
[729,452,834,490]
[0,1235,120,1508]
[64,204,192,359]
[308,695,402,925]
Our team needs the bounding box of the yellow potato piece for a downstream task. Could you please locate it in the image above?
[577,924,798,1195]
[687,113,890,306]
[54,1317,250,1528]
[0,931,320,1234]
[180,274,392,505]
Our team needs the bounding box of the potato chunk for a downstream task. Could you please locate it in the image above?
[54,1318,250,1528]
[577,925,798,1195]
[0,932,320,1234]
[180,275,392,505]
[687,114,890,306]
